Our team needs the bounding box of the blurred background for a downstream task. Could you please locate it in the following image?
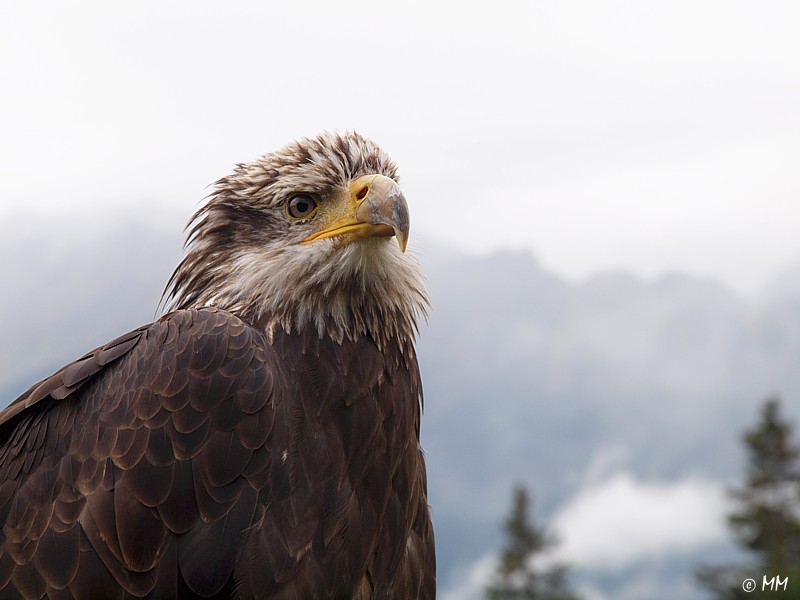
[2,1,800,598]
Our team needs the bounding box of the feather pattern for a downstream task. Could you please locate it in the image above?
[0,309,434,598]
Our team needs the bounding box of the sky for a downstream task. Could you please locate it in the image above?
[2,0,800,294]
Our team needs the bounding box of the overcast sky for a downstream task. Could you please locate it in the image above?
[2,0,800,293]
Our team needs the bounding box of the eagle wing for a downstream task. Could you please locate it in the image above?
[0,308,274,598]
[0,308,435,599]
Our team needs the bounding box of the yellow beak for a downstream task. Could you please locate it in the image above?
[301,174,410,252]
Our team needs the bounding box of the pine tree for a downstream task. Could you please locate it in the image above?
[485,485,581,600]
[697,397,800,598]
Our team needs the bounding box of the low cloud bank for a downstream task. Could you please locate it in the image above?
[552,472,727,569]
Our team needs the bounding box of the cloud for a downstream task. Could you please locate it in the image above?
[5,1,800,294]
[551,472,728,569]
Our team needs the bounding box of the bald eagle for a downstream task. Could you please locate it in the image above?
[0,133,435,598]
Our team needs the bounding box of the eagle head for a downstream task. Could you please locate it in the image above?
[164,132,428,348]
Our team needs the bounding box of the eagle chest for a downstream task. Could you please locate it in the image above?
[244,328,423,594]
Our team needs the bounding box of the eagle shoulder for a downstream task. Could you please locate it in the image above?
[0,308,275,598]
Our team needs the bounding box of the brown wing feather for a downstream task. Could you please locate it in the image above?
[0,308,435,599]
[0,309,271,598]
[0,327,148,428]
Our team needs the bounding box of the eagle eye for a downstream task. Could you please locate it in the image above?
[286,194,318,220]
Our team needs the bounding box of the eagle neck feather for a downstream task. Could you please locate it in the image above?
[164,233,428,359]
